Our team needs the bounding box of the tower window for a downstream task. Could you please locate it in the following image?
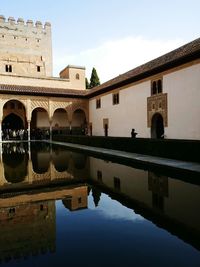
[5,65,12,72]
[76,73,80,80]
[37,66,41,72]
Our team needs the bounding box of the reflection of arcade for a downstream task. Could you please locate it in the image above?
[0,143,88,189]
[0,184,88,263]
[31,143,88,183]
[2,142,29,183]
[88,157,200,250]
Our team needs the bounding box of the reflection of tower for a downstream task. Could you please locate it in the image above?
[148,172,168,211]
[62,186,88,211]
[0,200,56,263]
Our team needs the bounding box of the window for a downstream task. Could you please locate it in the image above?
[113,92,119,105]
[97,170,102,182]
[37,38,40,43]
[9,208,15,214]
[151,79,163,95]
[78,197,82,204]
[114,177,121,190]
[37,66,41,72]
[96,98,101,109]
[76,73,80,80]
[5,64,12,72]
[2,35,4,38]
[14,36,17,39]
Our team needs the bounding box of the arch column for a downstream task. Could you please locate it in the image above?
[0,120,2,142]
[0,99,3,142]
[49,119,53,141]
[27,120,31,141]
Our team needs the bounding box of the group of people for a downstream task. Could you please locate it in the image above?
[3,129,26,141]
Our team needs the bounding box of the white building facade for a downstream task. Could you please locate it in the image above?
[88,40,200,140]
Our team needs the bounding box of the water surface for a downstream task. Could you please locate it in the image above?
[0,142,199,267]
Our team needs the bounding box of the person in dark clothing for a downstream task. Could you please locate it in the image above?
[131,128,137,138]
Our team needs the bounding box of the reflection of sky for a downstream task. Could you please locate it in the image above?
[88,192,144,222]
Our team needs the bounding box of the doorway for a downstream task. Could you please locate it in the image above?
[151,113,164,139]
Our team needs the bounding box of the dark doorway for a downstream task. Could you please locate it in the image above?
[104,124,108,137]
[151,113,164,139]
[2,113,24,131]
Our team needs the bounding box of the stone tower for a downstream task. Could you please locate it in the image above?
[0,15,52,77]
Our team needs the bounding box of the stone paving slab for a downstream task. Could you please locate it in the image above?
[50,141,200,174]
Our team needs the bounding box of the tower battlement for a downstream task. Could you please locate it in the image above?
[0,15,51,30]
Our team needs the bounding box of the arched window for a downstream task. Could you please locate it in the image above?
[151,78,163,95]
[157,79,162,93]
[152,81,157,95]
[75,73,80,80]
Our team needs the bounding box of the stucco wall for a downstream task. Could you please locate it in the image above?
[164,63,200,139]
[0,73,85,90]
[89,81,150,137]
[89,62,200,140]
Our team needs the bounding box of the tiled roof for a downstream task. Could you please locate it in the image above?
[86,37,200,97]
[0,84,88,97]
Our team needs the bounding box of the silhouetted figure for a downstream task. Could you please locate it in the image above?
[131,128,137,138]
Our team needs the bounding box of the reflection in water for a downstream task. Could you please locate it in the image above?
[0,142,199,266]
[88,157,200,251]
[0,142,88,189]
[92,187,101,207]
[31,142,51,173]
[0,200,56,261]
[2,143,28,183]
[0,184,88,263]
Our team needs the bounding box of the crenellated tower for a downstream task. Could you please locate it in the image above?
[0,15,52,77]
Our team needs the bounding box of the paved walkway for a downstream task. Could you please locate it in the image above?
[50,141,200,174]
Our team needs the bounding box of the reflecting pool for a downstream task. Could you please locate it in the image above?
[0,142,199,267]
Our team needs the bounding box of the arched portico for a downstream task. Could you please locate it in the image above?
[31,108,50,140]
[2,100,27,140]
[71,109,87,135]
[151,113,164,139]
[52,108,70,135]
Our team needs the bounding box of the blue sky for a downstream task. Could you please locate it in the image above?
[1,0,200,82]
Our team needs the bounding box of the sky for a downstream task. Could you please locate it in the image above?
[0,0,200,83]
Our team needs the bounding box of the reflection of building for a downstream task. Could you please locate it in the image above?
[0,184,88,263]
[0,15,200,140]
[0,142,88,189]
[62,186,88,211]
[148,172,168,211]
[0,200,55,262]
[88,156,200,249]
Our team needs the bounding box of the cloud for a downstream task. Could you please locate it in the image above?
[53,36,185,83]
